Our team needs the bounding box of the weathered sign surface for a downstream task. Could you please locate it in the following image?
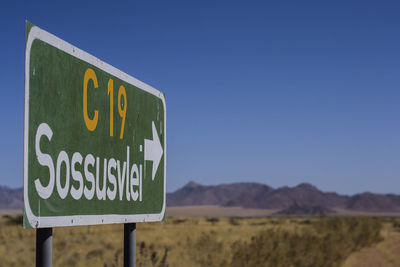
[24,22,166,228]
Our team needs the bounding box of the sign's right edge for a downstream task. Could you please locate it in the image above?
[162,92,167,221]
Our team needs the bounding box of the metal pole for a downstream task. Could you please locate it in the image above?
[124,223,136,267]
[36,228,52,267]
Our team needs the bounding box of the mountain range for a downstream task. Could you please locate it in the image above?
[2,182,400,213]
[167,181,400,212]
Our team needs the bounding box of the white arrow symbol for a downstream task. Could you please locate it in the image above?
[144,121,163,181]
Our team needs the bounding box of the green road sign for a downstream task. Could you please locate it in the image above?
[24,23,166,228]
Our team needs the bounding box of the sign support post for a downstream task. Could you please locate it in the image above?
[124,223,136,267]
[36,228,52,267]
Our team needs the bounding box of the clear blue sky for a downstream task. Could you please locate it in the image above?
[1,1,399,194]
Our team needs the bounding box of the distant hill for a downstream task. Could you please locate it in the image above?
[167,181,400,212]
[346,192,400,211]
[0,186,23,210]
[167,181,274,207]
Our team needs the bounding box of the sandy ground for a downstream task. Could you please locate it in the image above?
[3,206,400,217]
[2,205,400,219]
[342,223,400,267]
[0,209,21,215]
[167,205,277,217]
[167,205,400,217]
[334,208,400,217]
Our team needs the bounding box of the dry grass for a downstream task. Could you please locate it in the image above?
[0,216,279,266]
[0,215,398,266]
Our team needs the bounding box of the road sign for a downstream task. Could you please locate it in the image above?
[24,23,166,228]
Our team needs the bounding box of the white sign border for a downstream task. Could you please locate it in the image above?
[24,25,166,228]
